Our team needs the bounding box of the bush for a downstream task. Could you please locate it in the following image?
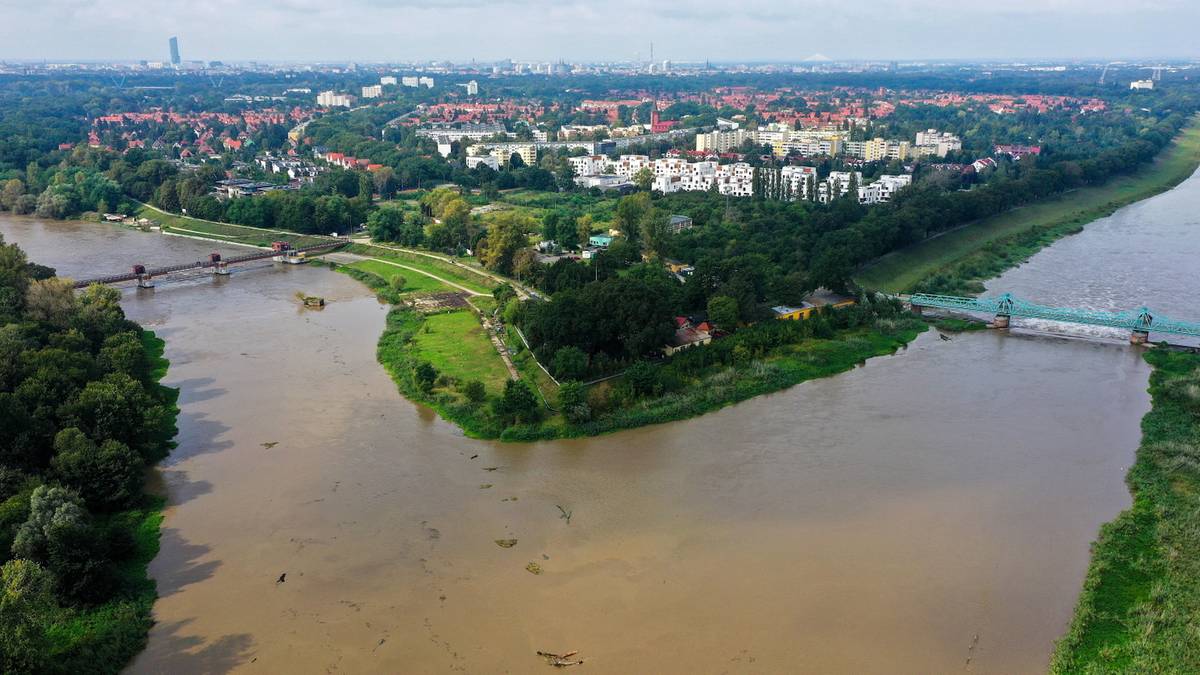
[462,380,487,403]
[551,346,588,381]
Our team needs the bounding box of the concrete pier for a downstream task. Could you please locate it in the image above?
[137,274,155,289]
[1130,330,1150,344]
[993,314,1010,329]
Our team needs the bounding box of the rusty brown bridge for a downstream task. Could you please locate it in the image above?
[72,241,346,289]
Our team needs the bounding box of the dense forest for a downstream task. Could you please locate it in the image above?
[0,235,177,673]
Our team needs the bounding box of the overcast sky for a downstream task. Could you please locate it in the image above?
[1,0,1197,63]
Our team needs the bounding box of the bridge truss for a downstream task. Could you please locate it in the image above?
[910,293,1200,338]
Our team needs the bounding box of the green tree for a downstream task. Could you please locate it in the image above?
[493,379,539,425]
[478,211,532,276]
[50,428,144,511]
[707,295,740,332]
[11,485,113,603]
[624,361,660,397]
[462,380,487,403]
[632,166,654,192]
[551,346,588,381]
[367,207,405,242]
[558,380,591,424]
[0,559,55,674]
[414,362,437,393]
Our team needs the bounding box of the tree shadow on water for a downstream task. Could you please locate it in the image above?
[172,377,228,405]
[153,527,221,599]
[133,618,256,675]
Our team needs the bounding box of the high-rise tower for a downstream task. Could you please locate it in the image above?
[169,37,181,66]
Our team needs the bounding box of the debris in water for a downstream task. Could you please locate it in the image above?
[276,572,287,584]
[261,441,279,449]
[537,650,584,667]
[495,539,518,548]
[525,562,543,575]
[940,333,952,341]
[470,454,479,459]
[556,505,573,525]
[295,291,326,307]
[484,466,499,471]
[480,483,493,489]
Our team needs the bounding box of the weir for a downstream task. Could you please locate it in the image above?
[909,292,1200,343]
[73,240,345,288]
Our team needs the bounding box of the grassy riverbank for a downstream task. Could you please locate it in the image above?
[34,331,177,673]
[371,299,926,441]
[1052,349,1200,673]
[855,117,1200,294]
[132,202,330,249]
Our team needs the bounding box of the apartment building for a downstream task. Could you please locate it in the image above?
[361,84,382,99]
[316,91,353,108]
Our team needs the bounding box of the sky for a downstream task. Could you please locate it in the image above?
[0,0,1197,63]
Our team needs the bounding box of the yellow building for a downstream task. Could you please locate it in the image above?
[771,296,856,321]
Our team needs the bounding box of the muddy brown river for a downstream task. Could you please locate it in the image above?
[4,166,1196,675]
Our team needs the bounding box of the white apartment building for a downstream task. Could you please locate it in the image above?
[418,76,435,88]
[858,174,912,204]
[695,129,750,153]
[316,91,353,108]
[465,80,479,96]
[1130,79,1154,90]
[401,76,419,87]
[914,130,962,158]
[380,76,397,86]
[361,84,382,99]
[466,155,500,170]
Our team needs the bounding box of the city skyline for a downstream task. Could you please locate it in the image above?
[0,0,1197,63]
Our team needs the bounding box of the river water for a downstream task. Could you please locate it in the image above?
[1,166,1193,675]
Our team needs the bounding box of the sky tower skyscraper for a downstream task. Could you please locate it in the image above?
[169,36,180,66]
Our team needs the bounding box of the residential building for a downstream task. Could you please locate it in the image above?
[401,76,419,87]
[1130,79,1154,90]
[361,85,382,99]
[914,130,962,158]
[695,129,749,153]
[380,76,397,86]
[465,80,479,96]
[668,214,694,233]
[466,155,500,170]
[316,91,353,108]
[418,76,435,88]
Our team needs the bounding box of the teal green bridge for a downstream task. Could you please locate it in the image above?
[908,293,1200,344]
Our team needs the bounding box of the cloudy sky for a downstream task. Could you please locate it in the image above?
[0,0,1196,63]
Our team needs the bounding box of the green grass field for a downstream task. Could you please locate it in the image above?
[410,310,511,391]
[348,259,450,293]
[855,118,1200,293]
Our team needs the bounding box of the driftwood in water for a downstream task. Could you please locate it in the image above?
[537,650,584,667]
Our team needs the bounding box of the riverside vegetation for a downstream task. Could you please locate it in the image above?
[366,288,924,441]
[856,115,1200,295]
[0,235,178,673]
[1052,349,1200,672]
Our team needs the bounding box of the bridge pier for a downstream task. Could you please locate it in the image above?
[910,303,923,316]
[992,313,1010,329]
[137,274,155,289]
[213,261,230,276]
[1130,330,1150,345]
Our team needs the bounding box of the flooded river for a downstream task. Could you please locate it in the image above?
[3,166,1195,675]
